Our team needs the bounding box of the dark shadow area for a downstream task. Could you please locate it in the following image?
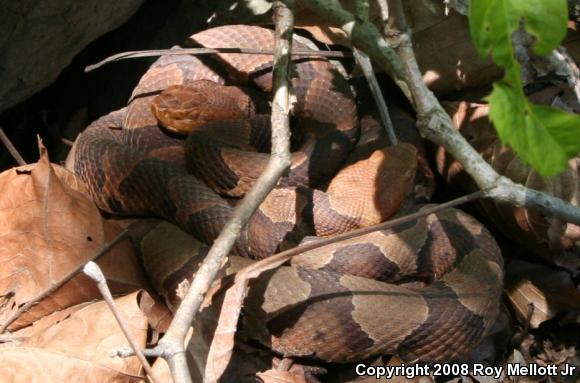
[0,0,272,171]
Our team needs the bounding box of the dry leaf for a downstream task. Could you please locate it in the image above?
[0,291,149,382]
[98,222,149,293]
[0,349,143,383]
[137,290,172,340]
[204,280,248,383]
[3,302,91,341]
[506,261,580,328]
[150,358,174,383]
[508,280,559,328]
[256,369,308,383]
[296,25,351,46]
[203,251,298,383]
[0,149,145,331]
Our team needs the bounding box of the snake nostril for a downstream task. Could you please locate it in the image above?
[86,236,93,242]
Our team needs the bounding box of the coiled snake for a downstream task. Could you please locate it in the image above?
[74,25,503,363]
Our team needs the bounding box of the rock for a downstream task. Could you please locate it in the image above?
[0,0,144,113]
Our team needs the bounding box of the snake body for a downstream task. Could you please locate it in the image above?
[74,25,504,363]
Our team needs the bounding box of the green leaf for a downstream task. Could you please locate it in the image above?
[511,0,568,55]
[470,0,567,62]
[469,0,517,66]
[532,105,580,157]
[488,82,580,176]
[469,0,577,176]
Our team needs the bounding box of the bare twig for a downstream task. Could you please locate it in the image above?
[0,126,26,166]
[204,5,295,382]
[113,347,164,358]
[277,358,294,371]
[352,0,397,145]
[353,48,399,145]
[150,2,294,382]
[376,0,389,22]
[61,137,75,147]
[0,228,129,334]
[85,47,352,72]
[83,261,160,383]
[299,0,580,225]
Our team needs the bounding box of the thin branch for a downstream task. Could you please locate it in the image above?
[299,0,580,225]
[277,358,294,372]
[83,261,160,383]
[376,0,390,33]
[0,228,129,334]
[154,2,294,382]
[353,0,396,144]
[0,126,26,166]
[353,48,397,145]
[61,137,75,147]
[85,47,352,72]
[113,347,164,358]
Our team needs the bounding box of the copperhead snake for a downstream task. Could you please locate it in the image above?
[74,25,504,363]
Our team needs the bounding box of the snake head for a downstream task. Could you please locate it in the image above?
[151,81,255,134]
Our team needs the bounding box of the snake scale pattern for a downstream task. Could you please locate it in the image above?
[74,25,504,363]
